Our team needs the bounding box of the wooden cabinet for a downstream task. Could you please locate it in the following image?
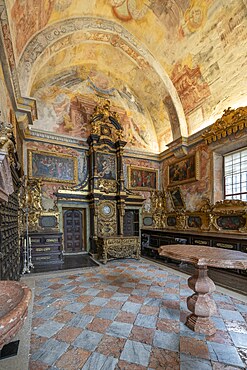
[141,228,247,275]
[29,232,63,266]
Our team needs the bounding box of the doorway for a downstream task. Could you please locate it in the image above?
[63,209,85,253]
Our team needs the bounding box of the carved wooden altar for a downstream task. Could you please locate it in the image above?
[87,100,141,260]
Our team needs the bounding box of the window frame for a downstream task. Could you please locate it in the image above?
[223,147,247,201]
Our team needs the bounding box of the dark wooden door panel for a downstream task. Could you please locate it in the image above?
[64,210,84,253]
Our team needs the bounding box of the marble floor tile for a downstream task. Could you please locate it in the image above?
[33,320,64,338]
[135,313,157,329]
[31,338,69,365]
[180,336,210,359]
[153,330,180,352]
[27,259,247,370]
[120,339,151,367]
[106,321,133,338]
[228,331,247,348]
[97,334,126,357]
[67,313,94,328]
[73,330,103,351]
[82,352,118,370]
[129,325,155,345]
[149,348,180,370]
[97,307,119,320]
[54,347,91,370]
[180,353,213,370]
[207,342,245,368]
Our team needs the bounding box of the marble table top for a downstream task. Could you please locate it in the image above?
[158,244,247,269]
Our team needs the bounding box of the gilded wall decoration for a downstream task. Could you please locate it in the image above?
[202,106,247,145]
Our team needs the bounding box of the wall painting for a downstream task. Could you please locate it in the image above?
[96,152,116,180]
[168,153,199,186]
[169,187,185,209]
[128,166,158,191]
[28,150,77,183]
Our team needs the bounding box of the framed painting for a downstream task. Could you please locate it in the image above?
[28,150,77,183]
[169,187,185,209]
[128,166,158,190]
[168,153,199,186]
[96,152,116,180]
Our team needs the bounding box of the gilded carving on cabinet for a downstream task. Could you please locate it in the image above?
[97,236,140,264]
[209,200,247,233]
[98,178,117,194]
[19,177,43,232]
[97,201,117,237]
[147,189,247,234]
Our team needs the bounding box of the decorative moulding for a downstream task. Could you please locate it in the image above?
[202,106,247,145]
[167,137,189,158]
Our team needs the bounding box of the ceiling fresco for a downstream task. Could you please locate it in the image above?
[3,0,247,153]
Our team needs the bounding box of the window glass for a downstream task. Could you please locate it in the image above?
[224,148,247,200]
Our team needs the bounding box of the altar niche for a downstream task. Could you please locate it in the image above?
[87,100,143,260]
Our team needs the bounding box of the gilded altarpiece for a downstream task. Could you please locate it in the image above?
[87,101,141,261]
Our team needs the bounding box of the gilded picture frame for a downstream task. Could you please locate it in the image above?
[28,150,78,184]
[128,166,158,191]
[168,152,199,186]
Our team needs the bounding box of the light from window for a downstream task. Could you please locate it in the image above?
[224,148,247,201]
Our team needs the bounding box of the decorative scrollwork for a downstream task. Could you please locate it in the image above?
[97,236,140,264]
[203,106,247,144]
[98,178,117,193]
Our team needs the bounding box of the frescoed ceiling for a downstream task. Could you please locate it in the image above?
[3,0,247,153]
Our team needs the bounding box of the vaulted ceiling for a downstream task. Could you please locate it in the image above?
[5,0,247,153]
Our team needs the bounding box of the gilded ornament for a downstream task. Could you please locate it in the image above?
[203,106,247,144]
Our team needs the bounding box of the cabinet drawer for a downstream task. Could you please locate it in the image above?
[32,253,62,265]
[191,238,211,246]
[212,241,239,250]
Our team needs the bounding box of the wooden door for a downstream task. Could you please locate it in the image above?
[64,209,84,253]
[123,210,139,236]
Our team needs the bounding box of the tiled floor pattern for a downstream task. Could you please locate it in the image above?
[29,260,247,369]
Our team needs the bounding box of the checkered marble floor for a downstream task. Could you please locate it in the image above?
[29,259,247,369]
